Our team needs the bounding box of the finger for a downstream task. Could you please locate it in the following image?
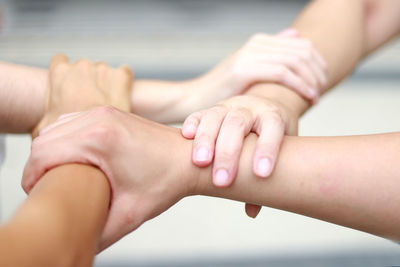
[116,65,134,98]
[252,114,285,178]
[248,63,317,101]
[181,111,203,139]
[192,106,227,167]
[50,54,69,70]
[22,136,85,193]
[277,28,299,38]
[213,109,252,187]
[119,65,134,80]
[249,53,318,90]
[249,33,312,50]
[245,203,262,218]
[298,49,327,92]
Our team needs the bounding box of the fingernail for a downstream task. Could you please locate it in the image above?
[214,169,230,187]
[195,147,210,162]
[186,123,196,132]
[257,158,272,177]
[183,123,196,135]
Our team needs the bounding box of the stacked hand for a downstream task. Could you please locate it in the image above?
[31,55,133,137]
[182,29,327,217]
[23,107,192,251]
[184,28,326,112]
[22,29,327,249]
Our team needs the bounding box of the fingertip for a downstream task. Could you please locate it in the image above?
[254,157,272,178]
[245,203,262,218]
[181,123,197,139]
[119,65,134,80]
[192,146,213,167]
[213,168,233,187]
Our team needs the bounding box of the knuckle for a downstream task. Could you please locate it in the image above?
[264,112,284,129]
[204,105,227,118]
[217,149,238,161]
[75,58,92,67]
[195,132,213,145]
[225,112,248,131]
[85,121,120,148]
[186,111,202,123]
[91,105,118,117]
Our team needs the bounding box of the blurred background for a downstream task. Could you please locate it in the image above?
[0,0,399,266]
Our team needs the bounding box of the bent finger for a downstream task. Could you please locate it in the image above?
[213,109,252,187]
[182,111,203,139]
[192,106,227,167]
[253,114,285,178]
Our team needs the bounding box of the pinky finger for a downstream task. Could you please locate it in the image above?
[182,111,203,139]
[245,203,262,218]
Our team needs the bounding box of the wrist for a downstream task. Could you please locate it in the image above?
[245,83,311,118]
[172,132,204,197]
[131,80,187,123]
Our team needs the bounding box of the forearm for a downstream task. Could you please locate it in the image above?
[184,132,400,240]
[0,164,110,267]
[363,0,400,55]
[0,62,47,133]
[132,79,197,124]
[293,0,366,92]
[245,0,367,117]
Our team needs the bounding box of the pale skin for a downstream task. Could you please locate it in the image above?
[1,0,399,262]
[22,106,400,252]
[0,28,327,219]
[0,29,325,133]
[0,55,132,266]
[183,0,400,216]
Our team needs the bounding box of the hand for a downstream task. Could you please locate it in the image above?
[182,29,326,112]
[31,54,133,137]
[182,93,299,217]
[23,106,194,251]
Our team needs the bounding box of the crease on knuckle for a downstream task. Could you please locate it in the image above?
[217,149,238,161]
[75,58,92,68]
[195,132,213,145]
[264,112,284,129]
[225,111,248,132]
[205,105,227,118]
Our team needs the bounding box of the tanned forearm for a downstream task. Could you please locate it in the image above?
[180,132,400,240]
[0,164,110,267]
